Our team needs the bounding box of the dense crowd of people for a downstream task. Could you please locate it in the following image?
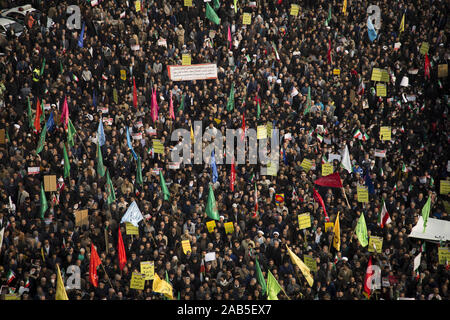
[0,0,448,300]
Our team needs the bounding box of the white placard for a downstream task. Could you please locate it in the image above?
[167,63,218,82]
[205,252,216,262]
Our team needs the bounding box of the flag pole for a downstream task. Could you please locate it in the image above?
[100,262,115,291]
[279,283,291,300]
[340,176,351,208]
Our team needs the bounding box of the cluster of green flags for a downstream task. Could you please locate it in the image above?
[205,2,220,25]
[254,257,284,300]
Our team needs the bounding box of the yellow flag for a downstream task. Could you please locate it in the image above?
[342,0,347,14]
[333,212,341,251]
[286,245,314,287]
[399,13,405,33]
[152,272,173,299]
[55,264,68,300]
[190,125,195,144]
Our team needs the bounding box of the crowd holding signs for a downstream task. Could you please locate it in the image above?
[0,0,448,301]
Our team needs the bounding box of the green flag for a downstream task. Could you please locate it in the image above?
[206,184,220,220]
[159,170,170,200]
[40,183,48,219]
[178,94,185,112]
[303,87,312,115]
[213,0,220,10]
[266,270,282,300]
[59,59,64,74]
[136,156,143,186]
[226,82,235,112]
[325,6,332,26]
[206,3,220,25]
[27,97,33,129]
[355,213,368,247]
[256,100,261,120]
[40,57,46,76]
[106,170,116,205]
[36,123,47,154]
[255,258,267,296]
[63,144,70,179]
[67,118,76,147]
[421,196,431,233]
[96,142,106,177]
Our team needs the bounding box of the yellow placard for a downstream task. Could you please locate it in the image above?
[419,42,429,55]
[379,126,391,141]
[440,180,450,195]
[182,54,191,66]
[266,163,278,176]
[368,236,383,253]
[257,125,267,139]
[113,88,118,104]
[298,213,311,229]
[438,247,450,265]
[135,0,141,12]
[300,158,313,171]
[266,122,273,138]
[184,0,192,6]
[126,222,139,235]
[4,293,20,300]
[371,68,389,82]
[130,272,146,290]
[224,222,234,234]
[206,220,216,233]
[290,4,300,16]
[357,186,369,203]
[333,69,341,76]
[120,69,126,80]
[324,222,334,232]
[140,261,154,280]
[376,83,387,97]
[181,240,192,254]
[153,139,164,154]
[322,163,333,176]
[443,200,450,214]
[242,13,251,25]
[438,64,448,78]
[214,118,221,125]
[303,255,317,272]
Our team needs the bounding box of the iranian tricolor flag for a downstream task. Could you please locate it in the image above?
[200,258,205,282]
[353,129,362,139]
[362,133,369,141]
[414,252,421,280]
[378,199,391,228]
[402,164,409,172]
[7,270,16,284]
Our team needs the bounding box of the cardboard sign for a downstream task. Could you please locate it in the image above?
[324,222,334,232]
[290,4,299,16]
[368,236,383,253]
[184,0,193,6]
[132,133,143,140]
[206,220,216,233]
[419,42,429,55]
[298,213,311,229]
[300,158,313,171]
[379,126,391,141]
[157,38,167,47]
[333,69,341,76]
[438,64,448,78]
[74,209,89,227]
[28,167,40,175]
[266,162,278,176]
[374,149,386,158]
[153,139,164,154]
[103,118,113,125]
[242,13,251,25]
[126,222,139,235]
[376,83,387,97]
[182,54,191,66]
[371,68,389,82]
[181,240,192,254]
[168,162,180,170]
[140,261,154,280]
[135,0,141,12]
[357,186,369,203]
[257,125,267,139]
[0,129,5,144]
[120,69,126,80]
[43,175,57,192]
[130,272,145,290]
[224,222,234,234]
[322,163,333,176]
[303,255,317,272]
[4,293,20,300]
[440,180,450,195]
[438,247,450,265]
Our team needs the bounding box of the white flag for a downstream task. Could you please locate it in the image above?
[0,228,4,253]
[120,201,143,227]
[414,252,421,272]
[340,144,352,173]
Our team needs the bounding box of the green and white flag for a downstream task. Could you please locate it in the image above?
[63,144,71,179]
[421,196,431,233]
[159,170,170,201]
[266,270,282,300]
[355,213,368,247]
[206,184,219,220]
[36,123,47,154]
[40,183,48,219]
[106,170,116,205]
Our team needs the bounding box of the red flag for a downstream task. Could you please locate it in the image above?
[241,111,246,141]
[34,99,42,133]
[313,188,330,222]
[117,227,127,271]
[327,39,332,64]
[89,243,102,287]
[424,53,430,79]
[230,158,236,192]
[151,89,159,123]
[169,91,175,120]
[363,256,373,299]
[133,77,137,108]
[314,172,343,188]
[60,96,69,130]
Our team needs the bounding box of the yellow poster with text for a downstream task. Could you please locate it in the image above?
[130,272,146,290]
[140,261,155,280]
[368,236,383,253]
[206,220,216,233]
[298,213,311,229]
